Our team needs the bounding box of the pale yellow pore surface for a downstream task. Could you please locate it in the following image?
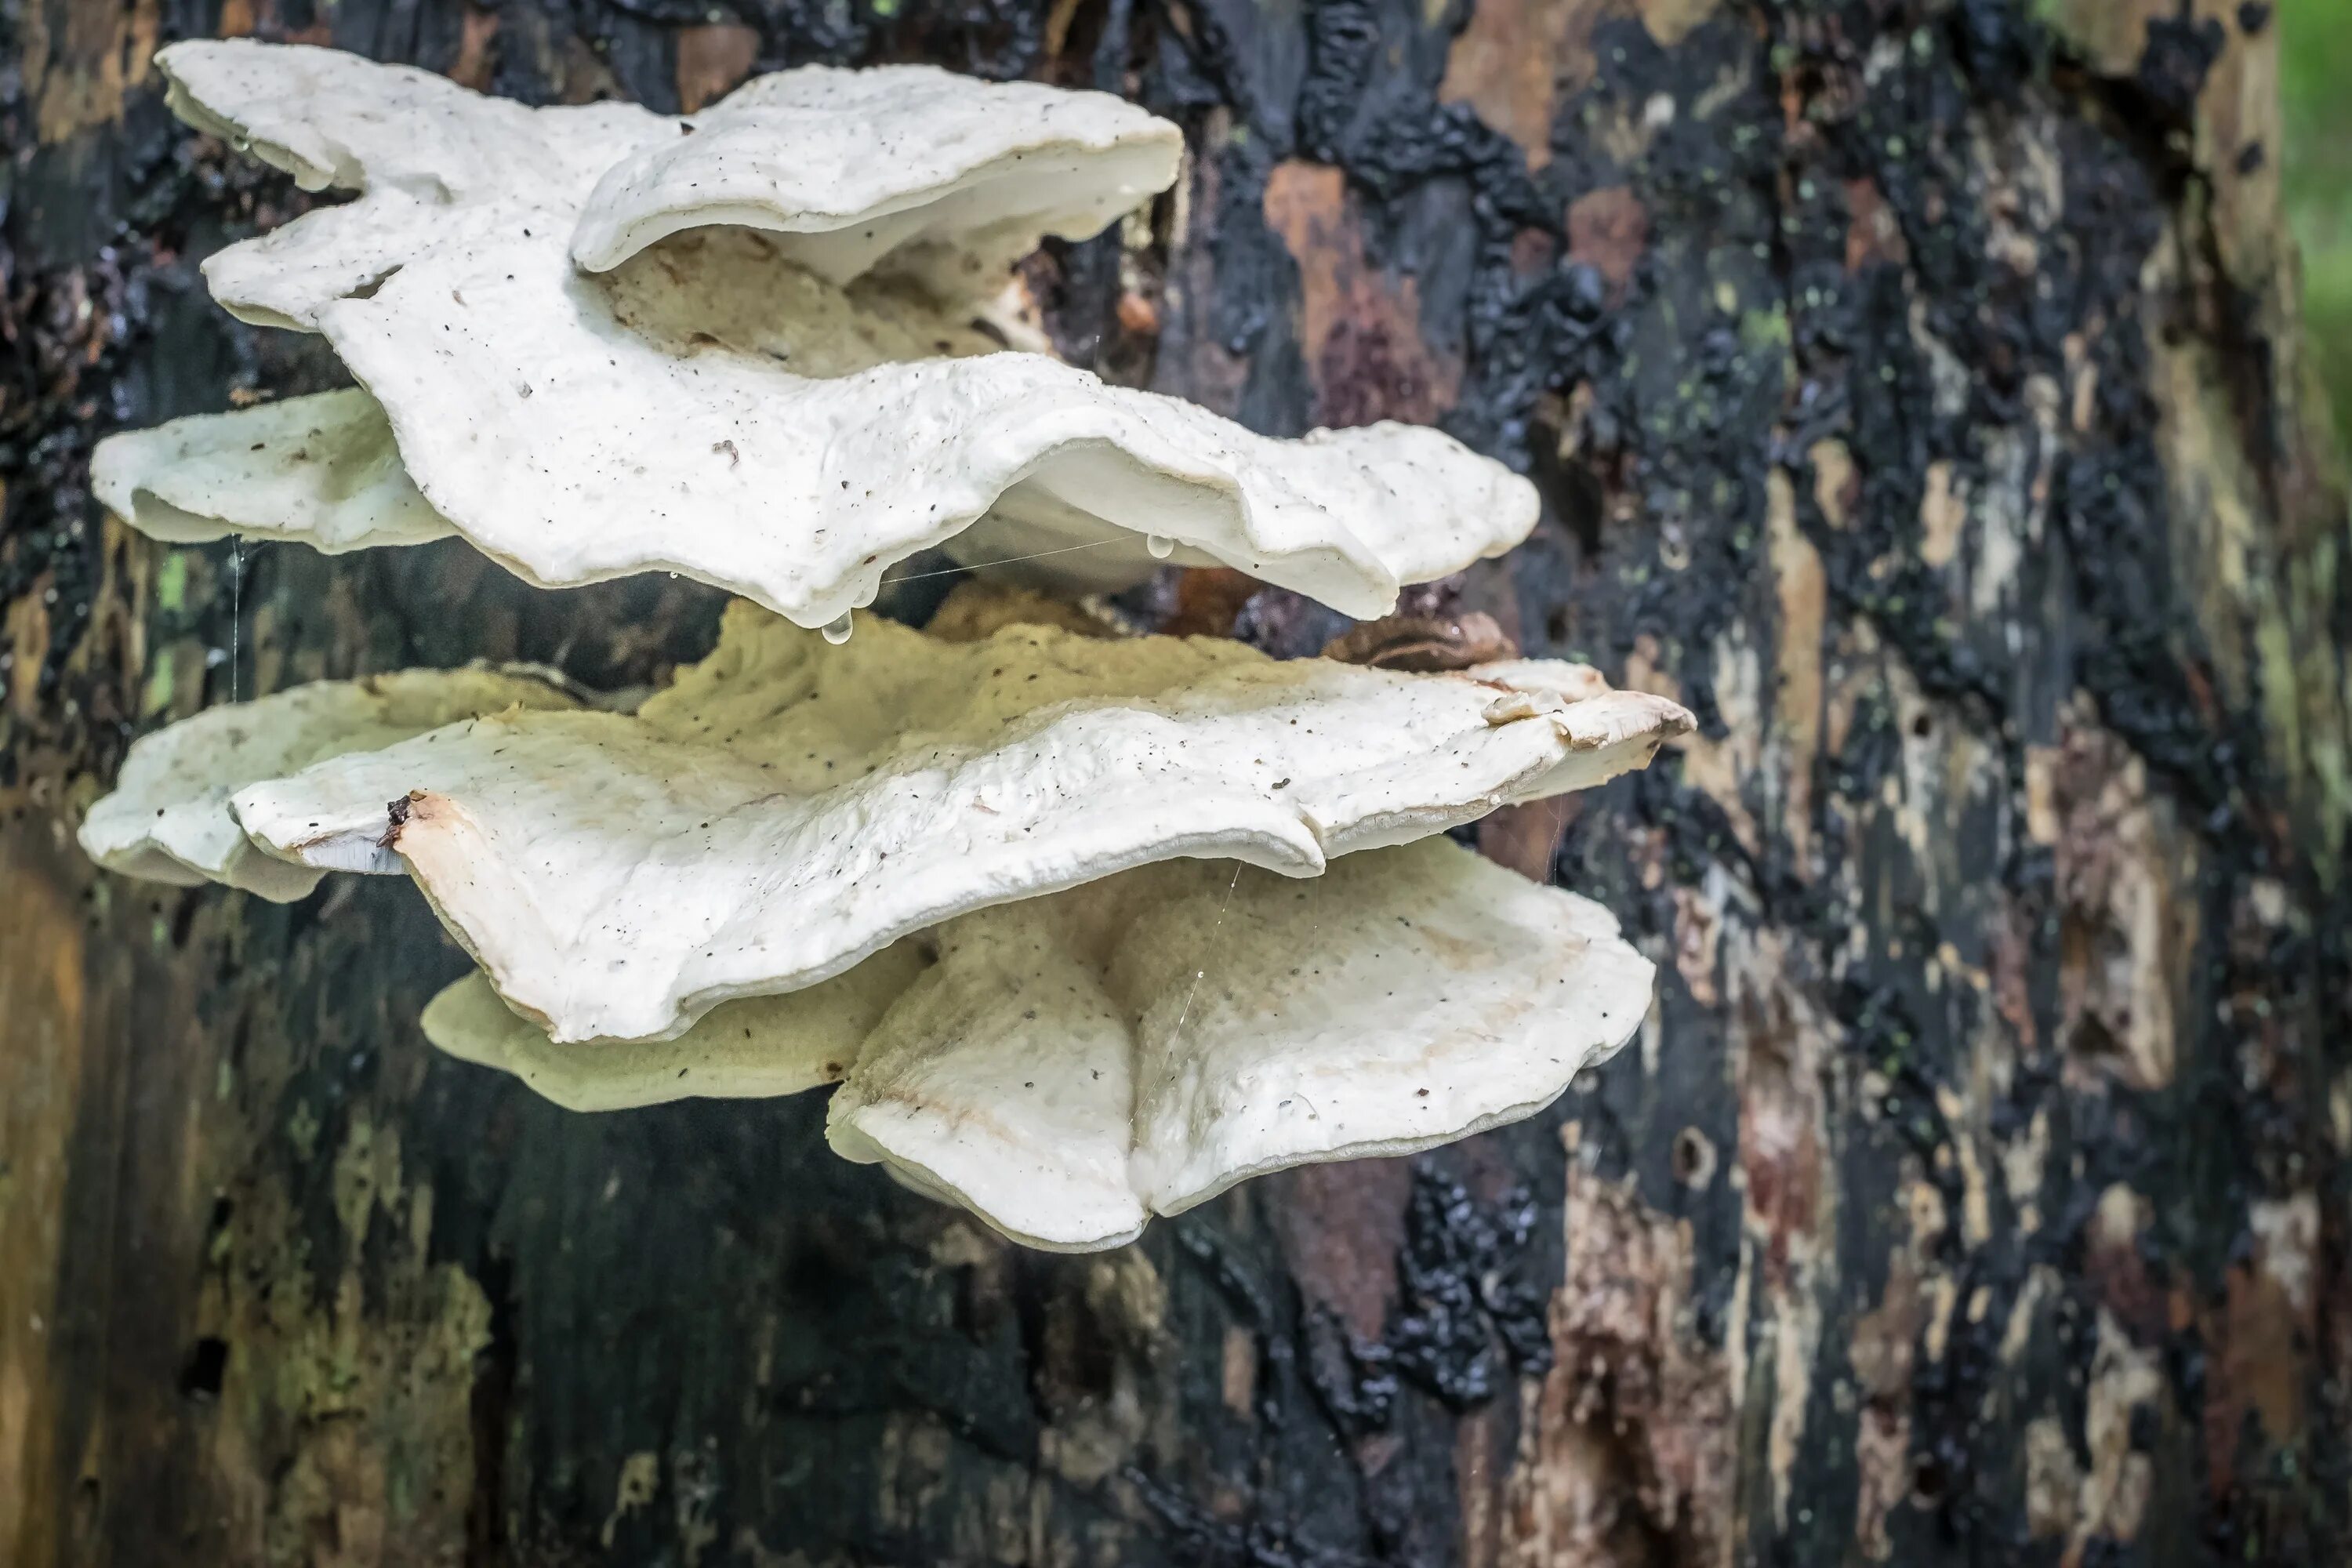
[424,942,928,1112]
[424,838,1659,1252]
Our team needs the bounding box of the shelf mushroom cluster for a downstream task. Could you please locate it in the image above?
[80,39,1694,1251]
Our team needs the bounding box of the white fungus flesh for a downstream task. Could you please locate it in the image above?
[222,604,1690,1045]
[77,666,580,901]
[89,387,450,553]
[425,837,1657,1252]
[568,62,1183,295]
[99,41,1541,626]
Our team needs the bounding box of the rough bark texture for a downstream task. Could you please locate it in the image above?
[4,1,2349,1564]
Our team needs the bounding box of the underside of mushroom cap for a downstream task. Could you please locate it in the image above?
[423,942,928,1112]
[111,42,1541,625]
[224,604,1690,1044]
[78,666,581,901]
[422,838,1657,1251]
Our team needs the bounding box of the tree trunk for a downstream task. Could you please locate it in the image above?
[5,0,2347,1563]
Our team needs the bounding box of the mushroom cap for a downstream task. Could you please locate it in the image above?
[89,387,448,553]
[569,63,1183,293]
[423,837,1657,1252]
[104,42,1539,626]
[77,666,579,901]
[223,604,1690,1044]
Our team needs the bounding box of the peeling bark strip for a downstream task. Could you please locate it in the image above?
[4,2,2348,1565]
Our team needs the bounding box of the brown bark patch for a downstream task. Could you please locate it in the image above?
[1767,470,1824,866]
[675,24,759,114]
[5,588,49,719]
[1809,438,1858,529]
[2082,1185,2166,1343]
[23,0,152,143]
[1159,567,1263,637]
[1842,177,1909,271]
[1566,187,1650,299]
[1497,1127,1733,1566]
[1438,0,1614,170]
[448,5,500,93]
[1728,928,1830,1309]
[1850,1401,1911,1561]
[1219,1325,1256,1419]
[1918,459,1966,568]
[2051,711,2188,1091]
[1272,1160,1412,1342]
[0,826,89,1568]
[2203,1193,2318,1498]
[1479,796,1581,884]
[1508,227,1559,278]
[1261,162,1461,426]
[1670,885,1722,1008]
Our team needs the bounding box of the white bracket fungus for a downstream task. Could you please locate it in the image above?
[425,838,1656,1252]
[97,41,1539,626]
[220,605,1690,1044]
[79,44,1700,1257]
[77,666,579,900]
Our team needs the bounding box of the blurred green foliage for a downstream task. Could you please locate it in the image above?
[2284,0,2352,447]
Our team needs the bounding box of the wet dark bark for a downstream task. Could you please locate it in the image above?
[5,1,2348,1564]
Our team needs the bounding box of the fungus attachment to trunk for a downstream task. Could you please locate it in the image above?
[94,41,1541,626]
[425,838,1656,1252]
[72,39,1701,1259]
